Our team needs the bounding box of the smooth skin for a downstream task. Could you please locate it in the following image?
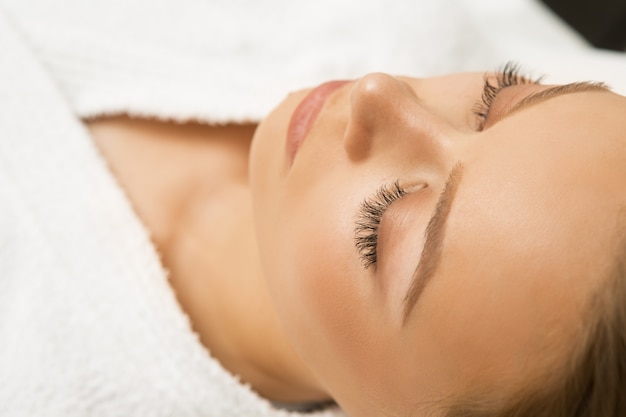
[88,71,626,417]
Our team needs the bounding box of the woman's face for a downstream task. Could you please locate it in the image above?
[249,70,626,416]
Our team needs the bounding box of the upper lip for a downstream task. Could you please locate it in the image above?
[286,80,350,165]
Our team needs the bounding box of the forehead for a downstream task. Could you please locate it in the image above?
[410,91,626,397]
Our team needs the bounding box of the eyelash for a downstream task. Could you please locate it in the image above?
[354,63,539,269]
[355,181,407,268]
[473,62,541,130]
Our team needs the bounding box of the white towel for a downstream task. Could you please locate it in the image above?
[0,0,492,124]
[4,0,624,119]
[1,1,625,415]
[0,8,345,417]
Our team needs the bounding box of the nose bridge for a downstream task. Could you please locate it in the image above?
[343,73,451,165]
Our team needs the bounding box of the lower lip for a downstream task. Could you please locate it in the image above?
[286,80,349,165]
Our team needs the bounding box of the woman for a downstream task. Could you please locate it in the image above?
[1,1,625,416]
[88,66,626,417]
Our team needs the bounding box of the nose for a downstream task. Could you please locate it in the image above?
[343,73,452,165]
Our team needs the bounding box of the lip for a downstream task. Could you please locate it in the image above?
[286,80,350,165]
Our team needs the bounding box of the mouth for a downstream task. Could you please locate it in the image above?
[286,80,350,165]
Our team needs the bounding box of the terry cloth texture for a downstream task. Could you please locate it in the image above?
[0,0,625,416]
[0,0,492,124]
[0,7,344,417]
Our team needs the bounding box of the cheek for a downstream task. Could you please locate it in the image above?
[250,96,374,365]
[273,175,406,407]
[251,112,433,412]
[277,179,370,358]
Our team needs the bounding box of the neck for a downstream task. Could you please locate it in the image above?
[167,183,329,403]
[88,116,330,403]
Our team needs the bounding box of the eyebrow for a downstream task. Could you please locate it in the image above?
[503,81,610,121]
[400,81,610,324]
[402,162,464,324]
